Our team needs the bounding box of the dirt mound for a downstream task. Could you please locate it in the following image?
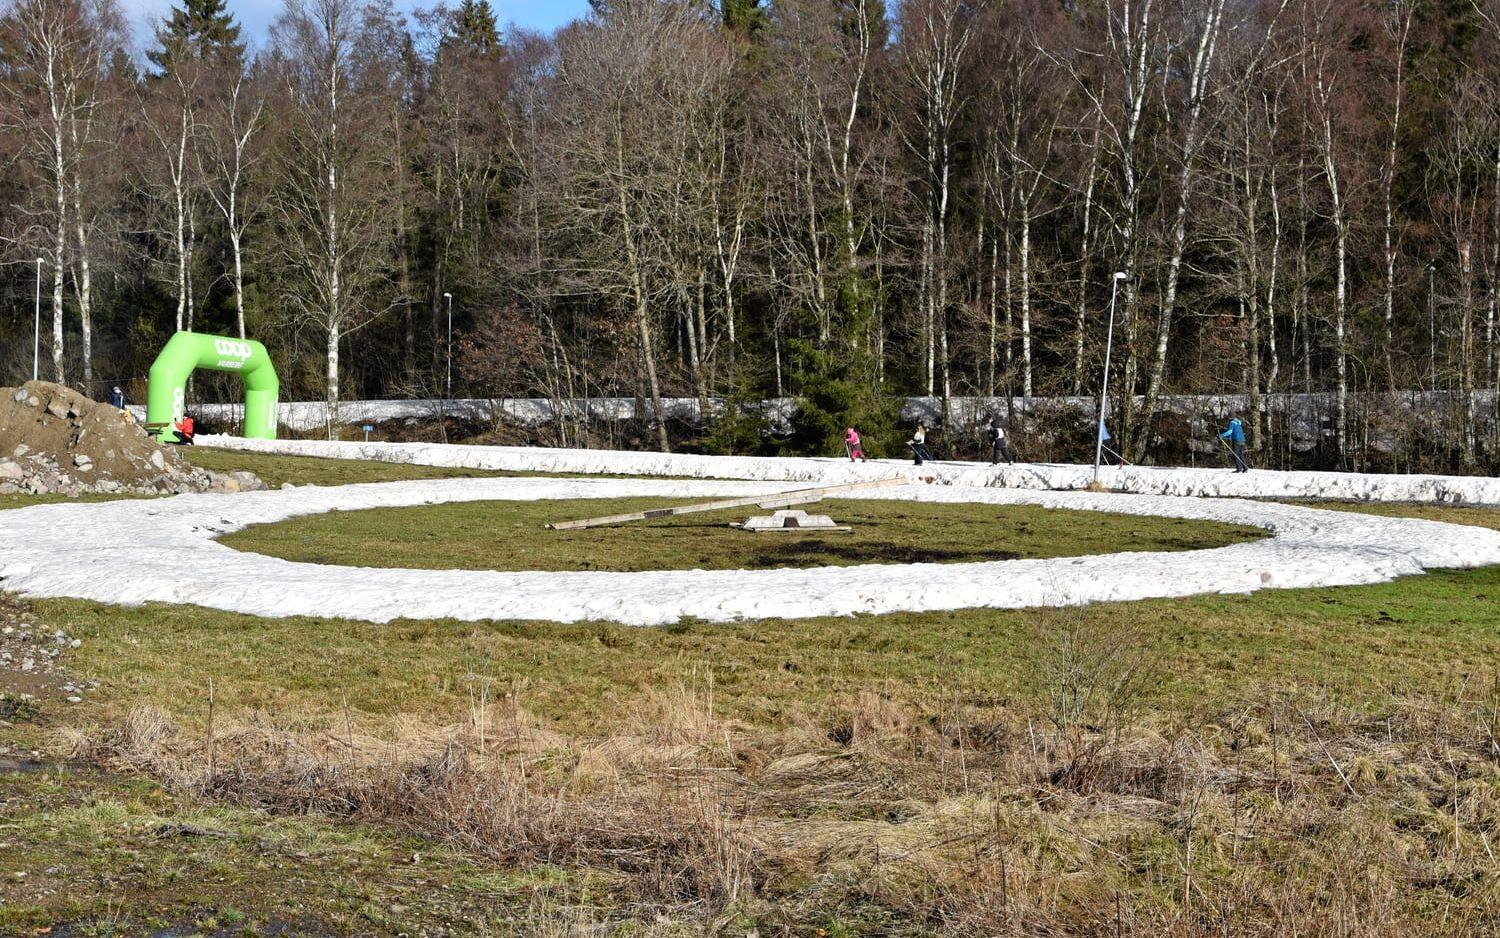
[0,381,263,496]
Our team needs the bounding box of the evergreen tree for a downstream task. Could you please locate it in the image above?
[146,0,244,75]
[721,0,767,37]
[450,0,501,51]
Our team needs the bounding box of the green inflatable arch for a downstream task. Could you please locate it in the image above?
[146,331,280,440]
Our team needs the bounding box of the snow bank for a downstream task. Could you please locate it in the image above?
[3,475,1498,625]
[201,436,1500,506]
[129,396,722,432]
[134,390,1497,445]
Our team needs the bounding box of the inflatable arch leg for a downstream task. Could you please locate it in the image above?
[146,331,280,440]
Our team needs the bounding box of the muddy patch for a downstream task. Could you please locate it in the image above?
[743,541,1017,568]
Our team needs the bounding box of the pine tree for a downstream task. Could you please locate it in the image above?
[721,0,767,38]
[146,0,244,75]
[451,0,501,51]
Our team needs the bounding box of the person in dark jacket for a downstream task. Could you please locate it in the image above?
[109,385,125,409]
[908,423,932,465]
[1220,416,1248,472]
[986,416,1015,465]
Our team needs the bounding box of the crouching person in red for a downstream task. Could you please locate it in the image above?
[170,414,195,446]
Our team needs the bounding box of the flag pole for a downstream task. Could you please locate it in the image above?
[1093,272,1127,484]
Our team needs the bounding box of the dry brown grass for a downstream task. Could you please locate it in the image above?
[59,663,1500,936]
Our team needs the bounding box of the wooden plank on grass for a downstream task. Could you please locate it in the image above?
[546,476,905,530]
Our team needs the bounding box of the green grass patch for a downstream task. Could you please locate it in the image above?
[221,497,1264,572]
[32,557,1498,736]
[0,766,604,934]
[183,447,511,487]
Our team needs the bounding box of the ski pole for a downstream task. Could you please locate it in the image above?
[1217,436,1246,470]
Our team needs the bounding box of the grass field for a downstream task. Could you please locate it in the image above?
[1,450,1497,935]
[184,447,514,487]
[222,496,1262,572]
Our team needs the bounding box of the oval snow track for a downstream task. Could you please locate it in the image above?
[3,477,1499,625]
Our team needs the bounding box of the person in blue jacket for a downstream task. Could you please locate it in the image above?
[1220,416,1249,472]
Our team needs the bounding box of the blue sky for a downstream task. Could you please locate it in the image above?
[118,0,590,55]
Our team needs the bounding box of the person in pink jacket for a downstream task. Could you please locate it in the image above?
[844,426,867,461]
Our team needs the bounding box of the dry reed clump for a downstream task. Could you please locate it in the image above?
[59,669,1500,935]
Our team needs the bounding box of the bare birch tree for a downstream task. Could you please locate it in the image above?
[199,72,263,339]
[0,0,119,385]
[269,0,401,435]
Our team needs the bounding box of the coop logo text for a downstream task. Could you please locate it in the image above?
[214,339,253,369]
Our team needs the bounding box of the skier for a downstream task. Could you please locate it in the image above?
[986,416,1014,465]
[1219,415,1248,472]
[1098,422,1129,466]
[844,426,867,462]
[908,423,932,465]
[109,385,125,409]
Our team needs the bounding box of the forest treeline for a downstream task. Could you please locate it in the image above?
[2,0,1500,469]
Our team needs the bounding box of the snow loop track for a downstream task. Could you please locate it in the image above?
[202,436,1500,505]
[3,470,1499,625]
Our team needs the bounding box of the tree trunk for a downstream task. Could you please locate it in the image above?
[1137,0,1225,460]
[72,230,92,389]
[326,320,340,440]
[1019,205,1032,397]
[1460,241,1476,466]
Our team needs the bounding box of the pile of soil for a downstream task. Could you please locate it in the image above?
[0,380,263,496]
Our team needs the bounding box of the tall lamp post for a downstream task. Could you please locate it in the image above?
[32,257,42,381]
[1093,271,1128,484]
[1427,263,1437,393]
[443,291,453,398]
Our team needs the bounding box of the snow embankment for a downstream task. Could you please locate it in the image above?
[3,476,1498,625]
[200,436,1500,506]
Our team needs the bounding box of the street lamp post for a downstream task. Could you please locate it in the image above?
[443,292,453,399]
[32,258,42,381]
[1427,263,1437,393]
[1093,271,1128,484]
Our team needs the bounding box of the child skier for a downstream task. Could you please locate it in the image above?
[844,426,867,462]
[1219,416,1248,472]
[986,416,1014,465]
[908,423,932,465]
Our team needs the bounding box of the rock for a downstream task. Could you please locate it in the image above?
[149,450,165,470]
[66,696,81,704]
[12,443,28,457]
[73,454,92,471]
[0,460,22,481]
[232,470,267,491]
